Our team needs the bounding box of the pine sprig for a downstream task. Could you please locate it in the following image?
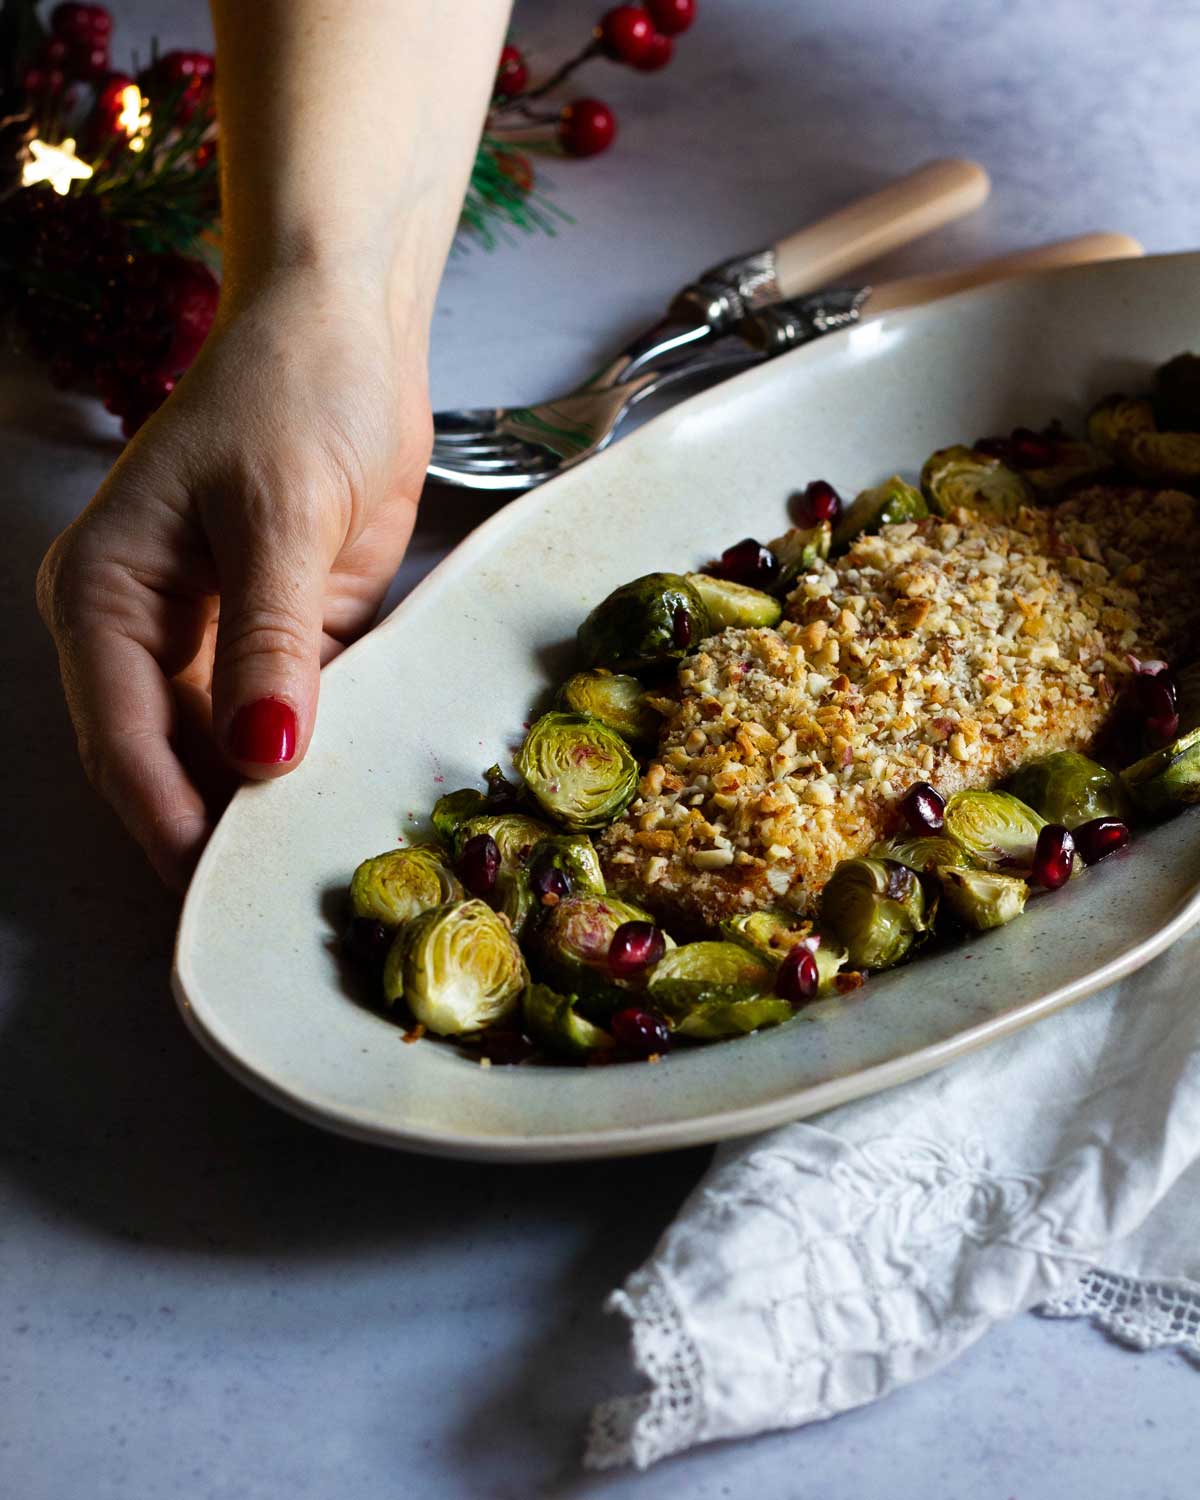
[461,136,572,251]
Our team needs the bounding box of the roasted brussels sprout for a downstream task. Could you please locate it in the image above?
[670,995,795,1040]
[943,789,1047,874]
[576,572,711,671]
[1020,438,1110,501]
[936,866,1028,931]
[1154,352,1200,433]
[1008,751,1131,830]
[685,572,783,630]
[1121,725,1200,814]
[768,521,833,595]
[920,445,1033,521]
[382,899,527,1035]
[647,941,773,1013]
[719,910,849,995]
[531,893,663,996]
[431,788,488,847]
[530,834,607,899]
[349,845,462,928]
[515,712,639,831]
[557,670,660,745]
[819,857,930,970]
[1086,394,1157,455]
[833,476,928,550]
[1119,429,1200,488]
[522,983,615,1059]
[456,810,554,937]
[870,833,970,874]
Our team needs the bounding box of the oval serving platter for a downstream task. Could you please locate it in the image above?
[174,252,1200,1161]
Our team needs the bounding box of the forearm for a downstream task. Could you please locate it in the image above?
[210,0,512,341]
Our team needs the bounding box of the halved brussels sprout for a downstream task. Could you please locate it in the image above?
[576,572,711,672]
[1121,725,1200,814]
[515,712,639,831]
[685,573,783,630]
[1020,438,1111,501]
[522,983,615,1059]
[670,995,795,1040]
[768,521,833,595]
[349,845,462,928]
[647,941,773,1013]
[431,788,487,847]
[382,899,527,1035]
[920,445,1033,521]
[936,866,1028,931]
[818,857,930,970]
[1118,429,1200,488]
[943,789,1047,874]
[1008,751,1131,830]
[456,812,552,867]
[531,893,663,996]
[1154,352,1200,433]
[833,476,928,551]
[530,834,607,898]
[557,670,661,746]
[1087,394,1157,455]
[719,911,848,995]
[870,833,971,874]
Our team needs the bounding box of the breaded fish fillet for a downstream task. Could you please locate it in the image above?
[599,488,1200,929]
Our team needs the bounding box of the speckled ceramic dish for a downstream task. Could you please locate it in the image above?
[173,252,1200,1161]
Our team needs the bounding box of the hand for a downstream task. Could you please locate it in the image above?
[37,268,432,892]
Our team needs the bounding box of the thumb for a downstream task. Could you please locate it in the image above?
[211,511,335,778]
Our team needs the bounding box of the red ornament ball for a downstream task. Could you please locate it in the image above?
[22,64,67,99]
[495,43,527,98]
[50,3,112,44]
[156,49,216,82]
[558,98,616,157]
[633,32,673,70]
[157,256,220,374]
[597,5,656,65]
[647,0,696,35]
[73,43,111,81]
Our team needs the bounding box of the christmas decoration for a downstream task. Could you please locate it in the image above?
[0,1,700,437]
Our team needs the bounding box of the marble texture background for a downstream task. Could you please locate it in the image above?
[3,1,1199,1496]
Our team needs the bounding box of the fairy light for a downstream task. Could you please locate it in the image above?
[22,137,93,195]
[117,84,152,151]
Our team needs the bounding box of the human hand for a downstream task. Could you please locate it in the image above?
[37,268,432,891]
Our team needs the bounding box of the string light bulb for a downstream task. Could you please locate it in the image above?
[22,138,94,195]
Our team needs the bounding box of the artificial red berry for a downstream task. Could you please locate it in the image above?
[775,945,819,1005]
[495,43,527,97]
[94,71,137,122]
[899,781,945,834]
[72,43,110,81]
[50,3,111,44]
[713,537,779,589]
[156,49,215,82]
[194,139,218,171]
[493,148,533,195]
[558,97,616,157]
[1032,824,1075,890]
[42,37,70,65]
[608,921,667,980]
[1074,817,1131,865]
[152,255,219,374]
[22,65,66,98]
[458,833,501,898]
[633,32,673,70]
[647,0,696,34]
[611,1006,671,1056]
[597,6,656,65]
[796,478,842,526]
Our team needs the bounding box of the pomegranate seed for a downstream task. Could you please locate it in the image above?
[713,536,779,589]
[973,435,1012,462]
[672,605,693,648]
[344,917,390,968]
[530,851,570,906]
[1074,817,1131,865]
[611,1006,671,1056]
[1007,426,1055,469]
[899,780,945,834]
[608,921,667,980]
[458,833,500,898]
[1032,824,1075,889]
[796,479,842,527]
[775,945,819,1005]
[1134,669,1180,745]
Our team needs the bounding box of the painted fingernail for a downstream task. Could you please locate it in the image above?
[230,698,297,765]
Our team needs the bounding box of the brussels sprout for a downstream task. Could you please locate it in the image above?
[530,834,606,898]
[769,521,833,595]
[870,833,971,874]
[577,572,711,671]
[1087,394,1157,455]
[382,899,527,1035]
[431,788,487,847]
[943,789,1047,874]
[818,857,930,970]
[558,671,660,746]
[1121,725,1200,814]
[1154,352,1200,433]
[522,983,615,1059]
[685,573,784,630]
[456,811,554,938]
[936,866,1029,931]
[647,941,773,1013]
[515,712,639,832]
[671,995,796,1040]
[1021,438,1111,501]
[1008,751,1131,830]
[919,445,1033,521]
[833,476,928,551]
[1117,429,1200,489]
[349,845,462,928]
[719,910,848,995]
[532,893,662,996]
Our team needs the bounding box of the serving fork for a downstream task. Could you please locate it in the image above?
[427,231,1144,493]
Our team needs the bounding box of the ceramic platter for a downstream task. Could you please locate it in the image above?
[174,253,1200,1161]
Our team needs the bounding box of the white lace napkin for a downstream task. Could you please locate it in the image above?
[587,927,1200,1469]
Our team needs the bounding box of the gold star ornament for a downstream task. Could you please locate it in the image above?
[22,137,94,196]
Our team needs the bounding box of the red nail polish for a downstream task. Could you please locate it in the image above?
[230,698,297,765]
